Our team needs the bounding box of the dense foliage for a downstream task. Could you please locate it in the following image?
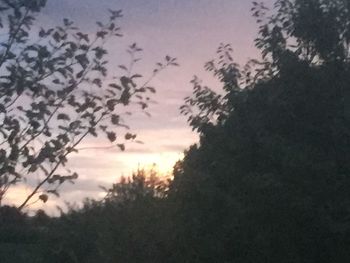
[173,0,350,262]
[2,0,350,262]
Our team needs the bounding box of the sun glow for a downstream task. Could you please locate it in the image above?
[117,151,184,176]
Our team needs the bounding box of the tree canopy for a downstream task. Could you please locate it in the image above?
[173,0,350,262]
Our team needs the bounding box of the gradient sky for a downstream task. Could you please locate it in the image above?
[6,0,274,213]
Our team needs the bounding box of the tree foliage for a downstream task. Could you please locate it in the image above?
[2,0,350,262]
[172,0,350,262]
[0,0,177,210]
[42,168,170,263]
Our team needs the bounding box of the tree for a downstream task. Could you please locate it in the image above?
[41,168,171,263]
[172,0,350,262]
[104,167,169,203]
[0,0,177,210]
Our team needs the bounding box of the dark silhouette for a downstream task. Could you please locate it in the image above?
[1,0,350,262]
[172,0,350,262]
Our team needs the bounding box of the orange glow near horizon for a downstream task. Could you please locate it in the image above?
[116,151,184,175]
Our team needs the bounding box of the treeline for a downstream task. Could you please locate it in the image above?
[2,0,350,262]
[0,170,181,263]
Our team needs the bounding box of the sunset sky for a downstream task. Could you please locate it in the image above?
[6,0,274,213]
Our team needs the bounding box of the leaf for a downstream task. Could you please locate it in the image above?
[106,99,118,111]
[119,65,127,71]
[57,113,70,121]
[39,194,48,203]
[28,165,38,172]
[107,131,117,142]
[39,28,46,37]
[76,32,89,42]
[0,104,5,113]
[71,172,78,180]
[131,74,142,79]
[109,83,122,90]
[117,144,125,151]
[124,133,135,140]
[89,127,97,137]
[96,30,108,39]
[76,70,84,78]
[111,114,119,125]
[93,78,102,87]
[147,87,156,93]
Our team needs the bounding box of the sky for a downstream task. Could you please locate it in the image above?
[6,0,274,214]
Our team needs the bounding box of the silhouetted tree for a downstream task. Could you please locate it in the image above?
[172,0,350,262]
[4,1,350,262]
[42,168,171,263]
